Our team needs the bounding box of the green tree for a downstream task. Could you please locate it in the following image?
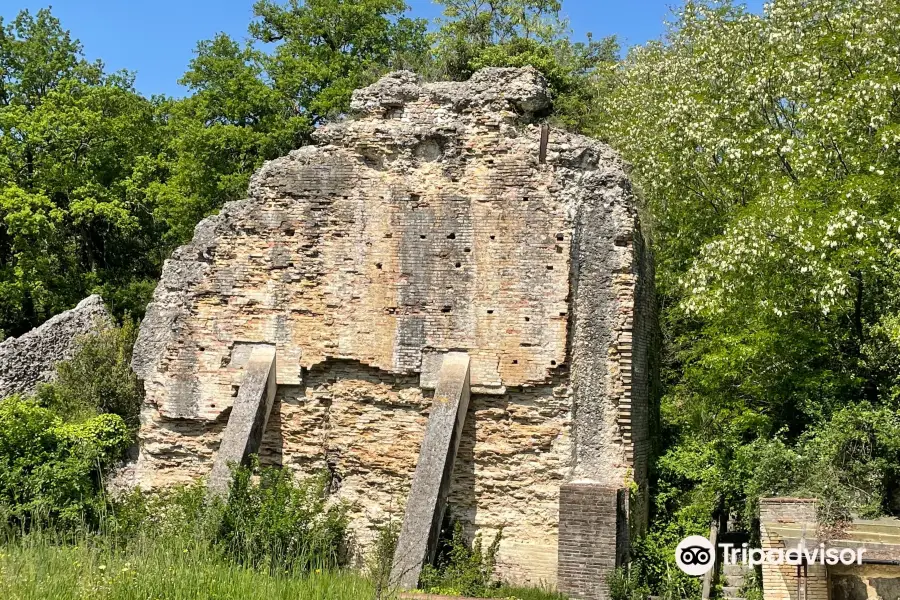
[432,0,618,133]
[603,0,900,582]
[433,0,568,76]
[149,34,305,244]
[149,1,429,246]
[0,9,164,334]
[250,0,428,124]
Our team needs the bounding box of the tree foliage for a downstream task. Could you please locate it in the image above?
[0,2,430,336]
[251,0,428,124]
[603,0,900,589]
[148,34,305,244]
[0,9,163,335]
[432,0,619,132]
[433,0,568,74]
[150,0,430,245]
[0,396,130,529]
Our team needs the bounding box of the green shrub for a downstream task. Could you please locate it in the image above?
[217,461,351,574]
[102,462,352,577]
[367,515,400,597]
[741,402,900,527]
[483,585,568,600]
[104,479,217,546]
[740,566,764,600]
[0,396,131,530]
[419,522,503,597]
[608,564,650,600]
[35,320,143,427]
[628,530,703,600]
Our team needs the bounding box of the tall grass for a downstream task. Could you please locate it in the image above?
[0,527,374,600]
[0,526,568,600]
[0,465,365,600]
[0,466,568,600]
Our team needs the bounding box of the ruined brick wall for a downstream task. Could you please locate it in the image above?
[831,564,900,600]
[254,363,572,585]
[760,498,829,600]
[0,295,112,399]
[630,232,655,492]
[130,67,652,588]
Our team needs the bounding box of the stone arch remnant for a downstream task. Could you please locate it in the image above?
[130,67,655,600]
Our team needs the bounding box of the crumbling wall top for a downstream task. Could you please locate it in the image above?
[348,67,552,117]
[0,295,112,399]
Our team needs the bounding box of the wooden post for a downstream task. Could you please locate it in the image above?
[701,519,720,600]
[539,124,549,164]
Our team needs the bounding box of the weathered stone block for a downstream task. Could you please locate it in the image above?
[0,295,112,399]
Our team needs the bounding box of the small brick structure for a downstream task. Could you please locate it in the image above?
[558,484,630,598]
[127,68,656,597]
[760,498,829,600]
[759,498,900,600]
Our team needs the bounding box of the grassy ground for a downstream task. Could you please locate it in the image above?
[0,533,566,600]
[0,532,375,600]
[0,475,566,600]
[483,586,568,600]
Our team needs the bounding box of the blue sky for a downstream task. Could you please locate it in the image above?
[2,1,762,98]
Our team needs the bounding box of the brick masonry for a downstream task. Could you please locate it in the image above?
[558,484,628,600]
[760,499,828,600]
[760,498,900,600]
[128,68,654,590]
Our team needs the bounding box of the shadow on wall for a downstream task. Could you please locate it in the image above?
[253,358,570,584]
[446,398,477,533]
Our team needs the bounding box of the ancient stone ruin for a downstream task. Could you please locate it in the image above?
[130,67,655,599]
[0,295,112,399]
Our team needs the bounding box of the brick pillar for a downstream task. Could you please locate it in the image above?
[558,483,629,600]
[759,498,829,600]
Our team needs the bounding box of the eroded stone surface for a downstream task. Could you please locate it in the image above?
[130,67,653,588]
[0,295,112,399]
[135,360,575,584]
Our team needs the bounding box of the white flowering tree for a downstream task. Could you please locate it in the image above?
[604,0,900,566]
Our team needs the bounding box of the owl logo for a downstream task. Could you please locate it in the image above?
[676,536,716,576]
